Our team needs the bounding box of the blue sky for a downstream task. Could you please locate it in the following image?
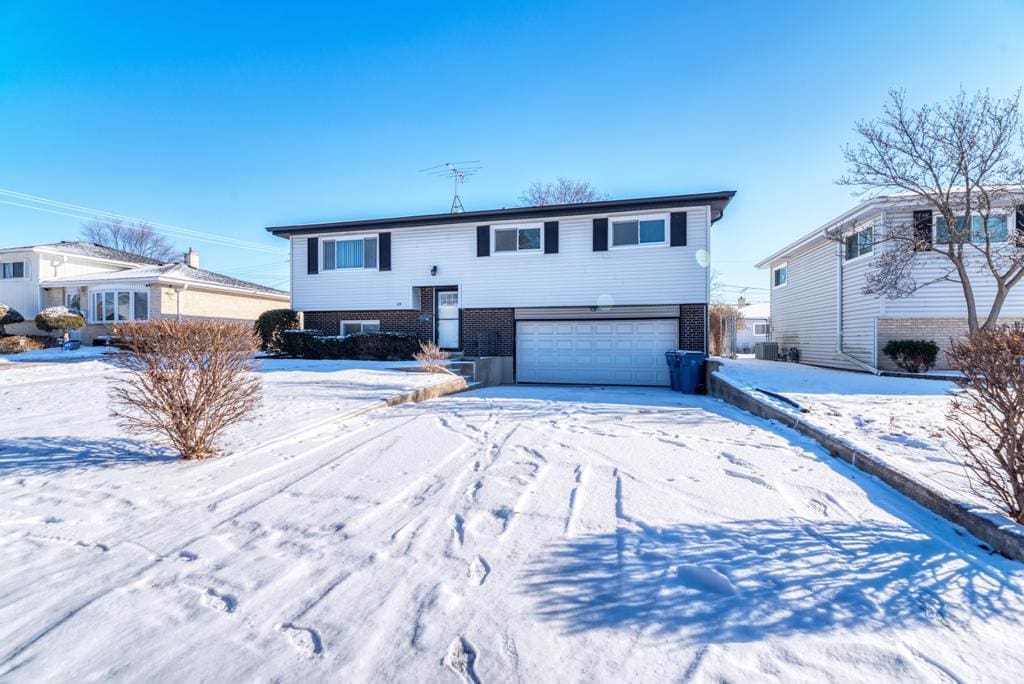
[1,1,1021,298]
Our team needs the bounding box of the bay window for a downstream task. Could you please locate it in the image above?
[91,290,148,323]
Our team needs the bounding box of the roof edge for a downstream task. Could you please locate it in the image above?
[266,191,736,237]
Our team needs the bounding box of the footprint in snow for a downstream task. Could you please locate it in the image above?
[444,636,480,684]
[468,556,490,585]
[204,588,237,613]
[277,623,323,657]
[178,550,198,562]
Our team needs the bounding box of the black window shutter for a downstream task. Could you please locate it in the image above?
[477,225,490,257]
[593,218,608,251]
[544,221,559,254]
[1016,206,1024,247]
[307,237,319,274]
[913,210,933,250]
[378,232,391,271]
[670,212,688,246]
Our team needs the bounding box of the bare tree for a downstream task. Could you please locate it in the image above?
[82,219,178,262]
[945,322,1024,522]
[519,178,609,207]
[837,89,1024,333]
[110,319,262,460]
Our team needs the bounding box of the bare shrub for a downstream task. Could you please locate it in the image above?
[945,322,1024,522]
[709,304,742,357]
[413,340,450,373]
[109,319,262,460]
[0,336,46,354]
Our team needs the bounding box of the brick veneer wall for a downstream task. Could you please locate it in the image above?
[679,303,707,353]
[876,316,998,371]
[461,308,515,356]
[304,286,436,341]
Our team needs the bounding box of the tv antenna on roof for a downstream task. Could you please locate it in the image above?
[419,161,482,213]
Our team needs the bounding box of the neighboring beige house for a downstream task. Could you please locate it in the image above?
[0,241,289,343]
[756,194,1024,372]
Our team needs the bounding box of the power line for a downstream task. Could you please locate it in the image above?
[0,188,285,255]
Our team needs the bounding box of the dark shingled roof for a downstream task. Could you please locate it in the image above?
[159,263,288,296]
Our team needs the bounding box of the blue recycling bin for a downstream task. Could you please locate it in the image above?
[664,351,683,391]
[665,350,706,394]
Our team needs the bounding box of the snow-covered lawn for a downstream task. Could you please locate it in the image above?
[713,359,990,513]
[1,362,1023,681]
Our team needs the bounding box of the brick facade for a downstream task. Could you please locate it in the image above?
[304,286,436,341]
[461,308,515,356]
[876,316,979,371]
[679,303,707,353]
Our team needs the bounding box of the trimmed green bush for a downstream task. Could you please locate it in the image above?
[0,304,25,335]
[883,339,939,373]
[280,330,420,360]
[35,306,86,335]
[255,309,299,353]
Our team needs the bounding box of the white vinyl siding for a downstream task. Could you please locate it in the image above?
[289,207,710,311]
[0,251,40,317]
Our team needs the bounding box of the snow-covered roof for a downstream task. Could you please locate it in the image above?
[41,262,289,298]
[3,241,167,266]
[737,302,770,319]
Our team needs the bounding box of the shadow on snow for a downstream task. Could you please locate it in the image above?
[0,437,176,475]
[523,517,1022,643]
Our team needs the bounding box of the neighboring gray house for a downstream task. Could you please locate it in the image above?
[268,192,735,385]
[756,194,1024,371]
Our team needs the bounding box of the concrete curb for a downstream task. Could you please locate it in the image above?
[707,361,1024,563]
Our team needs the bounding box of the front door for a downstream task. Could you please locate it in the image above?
[436,289,460,349]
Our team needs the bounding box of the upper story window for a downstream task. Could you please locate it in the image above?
[494,225,541,253]
[773,264,788,288]
[1,261,26,279]
[844,226,874,260]
[340,320,380,337]
[611,217,666,247]
[91,290,148,323]
[935,214,1008,244]
[323,236,378,270]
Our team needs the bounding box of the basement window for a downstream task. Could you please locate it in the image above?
[340,320,380,337]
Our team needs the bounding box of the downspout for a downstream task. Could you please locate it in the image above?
[175,284,188,321]
[836,223,880,374]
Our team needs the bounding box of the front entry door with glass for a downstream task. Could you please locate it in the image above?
[436,289,460,349]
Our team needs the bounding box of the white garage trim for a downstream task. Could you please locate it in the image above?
[516,319,678,386]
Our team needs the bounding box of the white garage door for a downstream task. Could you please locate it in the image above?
[516,319,678,386]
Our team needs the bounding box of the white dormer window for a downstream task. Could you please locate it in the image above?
[493,225,542,253]
[1,261,26,279]
[323,236,378,270]
[611,216,667,247]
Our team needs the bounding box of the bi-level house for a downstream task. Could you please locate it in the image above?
[267,191,735,385]
[757,194,1024,371]
[0,241,289,343]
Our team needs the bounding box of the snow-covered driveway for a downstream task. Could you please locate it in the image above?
[2,375,1023,681]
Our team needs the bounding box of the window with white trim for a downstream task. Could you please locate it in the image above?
[65,292,81,313]
[611,216,666,247]
[935,214,1008,244]
[773,264,788,287]
[1,261,26,279]
[323,236,378,270]
[91,290,148,323]
[844,226,873,260]
[493,225,541,252]
[753,323,769,336]
[340,320,380,337]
